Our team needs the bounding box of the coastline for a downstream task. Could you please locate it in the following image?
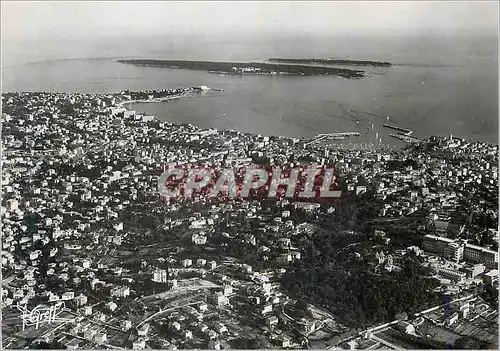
[3,57,497,146]
[113,88,495,149]
[268,58,392,67]
[116,88,411,150]
[118,94,185,107]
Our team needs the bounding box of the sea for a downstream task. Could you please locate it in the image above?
[2,34,498,146]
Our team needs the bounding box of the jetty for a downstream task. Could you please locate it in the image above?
[389,134,422,143]
[304,132,360,146]
[383,124,413,135]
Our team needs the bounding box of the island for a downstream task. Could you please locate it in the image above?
[268,57,392,67]
[117,59,365,78]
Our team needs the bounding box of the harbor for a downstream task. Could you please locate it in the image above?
[382,123,423,143]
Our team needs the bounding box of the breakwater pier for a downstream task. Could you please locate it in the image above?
[304,132,361,146]
[383,124,413,135]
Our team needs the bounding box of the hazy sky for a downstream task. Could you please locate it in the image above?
[1,1,498,66]
[2,1,498,40]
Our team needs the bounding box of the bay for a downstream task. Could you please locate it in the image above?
[2,34,497,145]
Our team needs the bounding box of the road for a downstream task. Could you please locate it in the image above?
[414,294,476,317]
[370,334,402,350]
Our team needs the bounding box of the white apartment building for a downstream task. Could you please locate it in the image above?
[464,244,498,268]
[423,235,498,268]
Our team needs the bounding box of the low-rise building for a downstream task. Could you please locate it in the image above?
[210,292,228,306]
[266,315,279,327]
[484,270,499,286]
[132,339,146,349]
[137,323,150,336]
[461,264,486,278]
[94,333,107,344]
[122,320,132,331]
[438,268,466,282]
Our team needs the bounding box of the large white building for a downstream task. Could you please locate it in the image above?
[443,242,465,263]
[423,235,455,253]
[423,235,498,268]
[463,244,498,268]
